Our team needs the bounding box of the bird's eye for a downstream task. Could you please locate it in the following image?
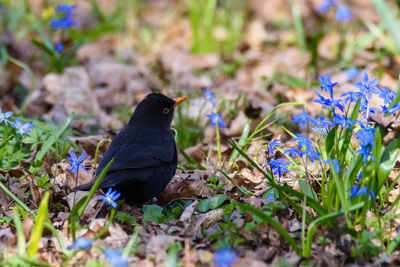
[163,108,170,114]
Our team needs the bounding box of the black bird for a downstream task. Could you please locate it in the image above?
[75,93,187,205]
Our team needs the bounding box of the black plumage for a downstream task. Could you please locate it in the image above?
[75,93,186,204]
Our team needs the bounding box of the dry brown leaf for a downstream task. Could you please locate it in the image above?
[182,208,224,238]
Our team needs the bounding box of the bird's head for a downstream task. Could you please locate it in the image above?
[129,93,187,130]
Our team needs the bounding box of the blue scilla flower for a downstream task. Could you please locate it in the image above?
[56,43,64,52]
[323,159,340,172]
[356,145,375,163]
[206,112,226,128]
[293,134,313,151]
[284,147,302,159]
[68,237,93,251]
[67,151,87,174]
[316,0,337,13]
[355,125,375,147]
[50,4,77,31]
[378,86,397,105]
[11,118,35,135]
[335,5,352,23]
[0,108,13,126]
[293,108,315,129]
[351,185,375,198]
[98,188,121,208]
[312,115,333,136]
[214,248,238,267]
[354,71,380,99]
[314,92,344,112]
[267,139,281,155]
[332,114,354,129]
[202,86,216,107]
[343,67,360,81]
[265,158,290,178]
[340,91,363,104]
[381,104,400,115]
[266,193,275,201]
[104,249,129,267]
[319,73,337,99]
[359,102,379,119]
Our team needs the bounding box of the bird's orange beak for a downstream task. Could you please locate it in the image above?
[173,96,187,107]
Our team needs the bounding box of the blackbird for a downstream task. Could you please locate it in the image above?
[75,93,187,205]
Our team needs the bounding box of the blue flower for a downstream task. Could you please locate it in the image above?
[293,134,313,151]
[202,86,216,107]
[316,0,337,13]
[67,151,87,174]
[97,188,121,208]
[0,108,13,126]
[351,185,375,198]
[307,148,321,163]
[11,118,35,135]
[56,43,64,52]
[335,5,352,22]
[284,147,302,159]
[104,249,129,267]
[314,92,344,112]
[311,115,332,136]
[214,248,238,267]
[319,73,337,99]
[355,125,375,147]
[332,114,354,129]
[354,71,380,99]
[206,112,226,128]
[324,159,340,172]
[293,108,315,129]
[267,139,281,155]
[378,86,397,105]
[356,145,375,163]
[68,237,93,250]
[381,104,400,115]
[343,67,360,81]
[266,193,275,201]
[340,91,363,104]
[265,158,290,178]
[50,4,77,31]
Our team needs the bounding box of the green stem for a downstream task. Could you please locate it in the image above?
[18,141,22,167]
[216,125,222,164]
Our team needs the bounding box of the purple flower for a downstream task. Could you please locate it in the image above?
[68,237,93,250]
[316,0,337,13]
[265,158,290,178]
[319,72,337,99]
[67,151,87,174]
[206,112,226,128]
[343,67,360,81]
[354,71,380,99]
[293,108,315,129]
[104,249,129,267]
[214,248,238,267]
[0,108,13,126]
[267,139,281,155]
[11,118,35,135]
[202,86,216,107]
[97,188,121,208]
[335,5,352,22]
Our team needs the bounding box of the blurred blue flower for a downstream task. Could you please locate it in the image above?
[354,71,380,99]
[359,101,379,119]
[356,145,375,163]
[98,188,121,208]
[284,147,302,159]
[104,249,129,267]
[319,73,337,98]
[316,0,337,13]
[50,4,77,31]
[67,151,87,174]
[206,112,226,128]
[381,104,400,115]
[56,43,64,52]
[307,147,321,163]
[68,237,93,251]
[0,108,13,126]
[340,91,363,104]
[266,193,275,201]
[11,118,35,135]
[378,86,397,105]
[351,185,375,198]
[202,86,216,107]
[265,158,290,178]
[335,5,352,22]
[267,139,281,155]
[293,134,313,151]
[343,67,360,81]
[314,92,344,112]
[324,159,340,172]
[355,125,375,147]
[293,108,315,129]
[332,114,354,129]
[214,248,238,267]
[312,115,332,136]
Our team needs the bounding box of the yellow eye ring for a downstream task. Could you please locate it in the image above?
[163,108,170,114]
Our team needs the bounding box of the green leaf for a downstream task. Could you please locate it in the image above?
[142,205,164,223]
[377,138,400,190]
[210,194,228,209]
[198,199,211,212]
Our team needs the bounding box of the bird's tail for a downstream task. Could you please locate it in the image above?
[74,181,95,191]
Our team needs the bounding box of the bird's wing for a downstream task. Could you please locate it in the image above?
[106,134,176,172]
